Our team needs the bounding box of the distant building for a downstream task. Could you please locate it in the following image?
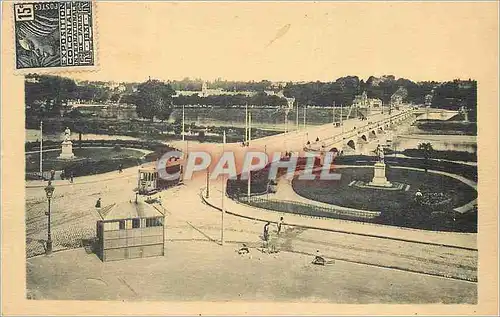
[174,82,256,98]
[353,91,382,108]
[425,94,433,107]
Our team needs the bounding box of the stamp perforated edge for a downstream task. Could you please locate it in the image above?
[11,0,99,75]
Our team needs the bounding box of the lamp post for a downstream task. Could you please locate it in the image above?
[206,168,210,198]
[44,181,55,255]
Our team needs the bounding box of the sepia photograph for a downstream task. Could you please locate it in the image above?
[2,1,498,315]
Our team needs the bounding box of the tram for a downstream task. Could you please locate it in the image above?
[137,156,184,195]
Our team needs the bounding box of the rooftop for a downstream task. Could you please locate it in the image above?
[98,200,163,220]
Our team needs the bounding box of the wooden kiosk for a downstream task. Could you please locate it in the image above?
[96,200,165,262]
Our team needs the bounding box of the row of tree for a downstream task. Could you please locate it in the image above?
[282,76,441,107]
[166,77,274,92]
[25,74,477,122]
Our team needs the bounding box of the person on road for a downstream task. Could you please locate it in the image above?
[95,197,102,209]
[238,243,250,255]
[263,222,270,242]
[312,250,326,266]
[69,172,74,183]
[50,169,55,181]
[277,217,284,235]
[118,163,123,173]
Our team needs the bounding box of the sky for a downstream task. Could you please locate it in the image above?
[69,1,498,83]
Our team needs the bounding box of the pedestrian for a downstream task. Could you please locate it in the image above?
[312,250,326,266]
[277,216,284,235]
[263,222,270,242]
[118,163,123,173]
[95,197,102,209]
[414,189,423,204]
[238,243,250,255]
[50,169,55,181]
[70,172,74,183]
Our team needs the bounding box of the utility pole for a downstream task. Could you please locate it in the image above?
[247,163,251,198]
[284,109,288,134]
[303,106,307,129]
[221,130,226,246]
[39,120,43,177]
[296,101,299,131]
[182,105,185,142]
[245,103,248,144]
[340,104,344,133]
[206,168,210,198]
[333,101,336,124]
[248,111,252,144]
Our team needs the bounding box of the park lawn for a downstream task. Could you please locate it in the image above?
[25,147,145,172]
[292,167,477,213]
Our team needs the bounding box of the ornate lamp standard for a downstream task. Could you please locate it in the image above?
[44,181,55,255]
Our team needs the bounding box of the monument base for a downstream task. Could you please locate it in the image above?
[58,141,75,160]
[368,162,392,187]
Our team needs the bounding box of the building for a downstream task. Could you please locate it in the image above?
[96,200,165,262]
[353,91,369,108]
[353,91,382,108]
[390,94,403,107]
[174,82,256,98]
[425,94,433,107]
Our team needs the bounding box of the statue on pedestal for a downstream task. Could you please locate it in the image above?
[374,144,385,163]
[58,127,75,160]
[368,143,392,187]
[63,127,71,142]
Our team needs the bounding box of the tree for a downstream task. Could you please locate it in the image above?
[418,142,433,172]
[25,75,77,114]
[134,79,175,121]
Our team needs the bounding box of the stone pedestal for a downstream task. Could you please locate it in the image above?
[58,140,75,160]
[368,162,392,187]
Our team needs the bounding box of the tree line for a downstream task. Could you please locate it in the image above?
[25,74,477,122]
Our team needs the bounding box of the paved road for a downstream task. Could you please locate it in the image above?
[26,242,476,303]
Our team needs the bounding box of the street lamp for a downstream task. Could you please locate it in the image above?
[206,168,210,198]
[44,181,55,255]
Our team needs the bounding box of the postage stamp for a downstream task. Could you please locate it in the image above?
[13,1,95,70]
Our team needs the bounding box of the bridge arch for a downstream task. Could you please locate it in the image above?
[346,140,356,150]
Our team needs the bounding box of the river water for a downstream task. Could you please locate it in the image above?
[26,112,477,154]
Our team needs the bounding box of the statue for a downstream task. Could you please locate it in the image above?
[58,127,75,159]
[374,144,385,163]
[63,127,71,142]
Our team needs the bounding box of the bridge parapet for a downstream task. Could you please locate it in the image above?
[306,109,414,151]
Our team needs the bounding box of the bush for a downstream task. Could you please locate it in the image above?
[402,149,477,162]
[63,157,140,177]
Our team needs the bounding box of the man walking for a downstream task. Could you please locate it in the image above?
[95,197,102,210]
[277,216,284,235]
[263,222,270,242]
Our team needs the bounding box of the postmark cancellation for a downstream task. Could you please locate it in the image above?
[14,1,95,70]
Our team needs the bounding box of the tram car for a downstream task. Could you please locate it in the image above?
[137,156,184,195]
